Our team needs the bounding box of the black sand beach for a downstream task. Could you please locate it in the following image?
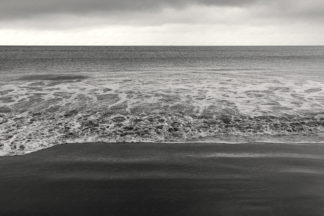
[0,142,324,216]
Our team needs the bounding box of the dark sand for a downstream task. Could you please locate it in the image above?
[0,142,324,216]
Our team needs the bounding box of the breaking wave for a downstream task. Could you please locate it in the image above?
[1,71,324,156]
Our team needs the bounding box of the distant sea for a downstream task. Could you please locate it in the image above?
[1,46,324,156]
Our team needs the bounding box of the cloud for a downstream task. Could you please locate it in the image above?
[0,0,259,20]
[0,0,323,45]
[1,21,323,45]
[253,0,324,22]
[0,6,251,30]
[1,0,323,25]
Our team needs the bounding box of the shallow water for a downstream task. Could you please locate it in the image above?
[1,46,324,155]
[0,142,323,216]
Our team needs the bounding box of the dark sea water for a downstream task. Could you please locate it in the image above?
[1,46,324,155]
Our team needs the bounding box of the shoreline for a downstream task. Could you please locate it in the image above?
[1,142,324,215]
[3,137,324,157]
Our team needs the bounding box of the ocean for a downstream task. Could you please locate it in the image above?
[1,46,324,155]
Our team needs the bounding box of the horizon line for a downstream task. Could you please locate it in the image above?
[1,45,324,47]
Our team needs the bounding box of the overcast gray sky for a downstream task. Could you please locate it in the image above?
[0,0,323,45]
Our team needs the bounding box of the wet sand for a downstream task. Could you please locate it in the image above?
[0,142,324,216]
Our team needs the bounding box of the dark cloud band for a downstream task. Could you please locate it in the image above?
[0,0,323,26]
[1,0,259,20]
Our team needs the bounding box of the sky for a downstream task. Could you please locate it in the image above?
[0,0,324,45]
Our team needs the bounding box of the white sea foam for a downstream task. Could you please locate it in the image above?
[183,152,324,160]
[1,70,324,156]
